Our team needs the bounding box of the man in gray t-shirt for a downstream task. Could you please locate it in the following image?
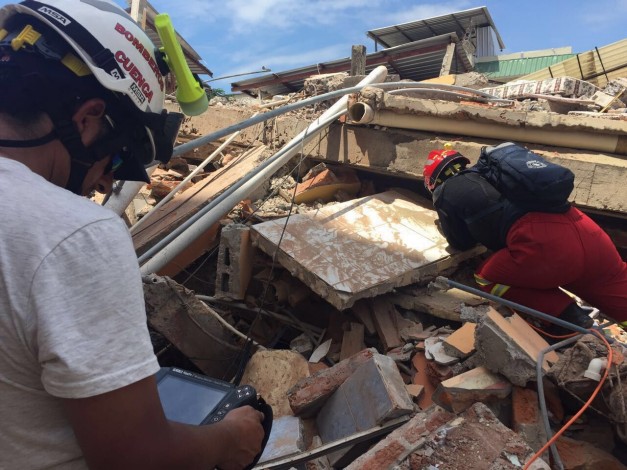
[0,1,264,468]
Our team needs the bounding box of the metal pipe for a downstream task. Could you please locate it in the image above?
[138,65,389,274]
[536,334,582,470]
[434,276,595,336]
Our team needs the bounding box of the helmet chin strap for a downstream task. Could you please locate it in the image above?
[0,118,100,195]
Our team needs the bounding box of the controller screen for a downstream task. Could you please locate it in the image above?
[157,374,228,425]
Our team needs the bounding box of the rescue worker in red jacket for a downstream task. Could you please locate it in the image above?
[423,146,627,330]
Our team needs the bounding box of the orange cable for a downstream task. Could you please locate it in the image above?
[528,321,579,340]
[523,329,613,469]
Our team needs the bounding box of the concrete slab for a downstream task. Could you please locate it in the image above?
[250,190,484,310]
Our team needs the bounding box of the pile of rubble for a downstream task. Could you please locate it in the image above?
[124,69,627,469]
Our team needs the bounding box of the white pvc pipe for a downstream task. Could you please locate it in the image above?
[130,113,259,234]
[139,65,389,274]
[583,357,607,381]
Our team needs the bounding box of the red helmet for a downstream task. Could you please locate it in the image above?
[423,149,470,192]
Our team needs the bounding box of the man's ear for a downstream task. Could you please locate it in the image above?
[72,98,107,147]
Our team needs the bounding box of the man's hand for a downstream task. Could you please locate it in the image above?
[213,406,265,470]
[62,376,266,469]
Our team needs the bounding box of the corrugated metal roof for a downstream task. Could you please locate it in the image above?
[366,6,505,54]
[475,54,574,82]
[232,33,472,97]
[519,38,627,88]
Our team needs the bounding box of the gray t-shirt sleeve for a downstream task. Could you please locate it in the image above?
[29,216,159,398]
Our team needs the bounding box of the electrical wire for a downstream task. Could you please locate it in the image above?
[524,329,613,469]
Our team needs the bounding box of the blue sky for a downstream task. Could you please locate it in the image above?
[126,1,625,92]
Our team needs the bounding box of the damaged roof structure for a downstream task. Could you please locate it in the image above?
[105,5,627,469]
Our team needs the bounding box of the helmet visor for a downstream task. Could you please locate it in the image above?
[108,110,184,183]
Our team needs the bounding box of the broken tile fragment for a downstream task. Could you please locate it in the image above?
[411,352,436,409]
[432,366,512,413]
[442,322,476,358]
[424,336,459,366]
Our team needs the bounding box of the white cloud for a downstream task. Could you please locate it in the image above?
[579,0,627,25]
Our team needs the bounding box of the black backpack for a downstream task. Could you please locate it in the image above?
[467,142,575,212]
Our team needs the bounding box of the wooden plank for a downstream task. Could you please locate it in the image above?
[350,300,377,335]
[133,145,267,255]
[340,323,365,361]
[372,298,402,351]
[350,45,367,76]
[390,286,488,322]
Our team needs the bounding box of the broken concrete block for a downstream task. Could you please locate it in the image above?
[288,348,377,417]
[258,415,305,465]
[290,333,314,357]
[512,387,548,456]
[346,403,547,469]
[316,354,415,466]
[240,349,310,418]
[432,366,512,413]
[442,322,476,358]
[316,354,414,437]
[424,336,459,366]
[214,223,254,300]
[475,309,559,386]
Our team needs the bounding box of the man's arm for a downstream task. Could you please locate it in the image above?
[62,375,265,470]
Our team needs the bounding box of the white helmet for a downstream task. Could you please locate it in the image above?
[0,0,165,113]
[0,0,183,192]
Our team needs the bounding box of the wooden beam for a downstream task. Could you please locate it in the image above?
[350,45,367,76]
